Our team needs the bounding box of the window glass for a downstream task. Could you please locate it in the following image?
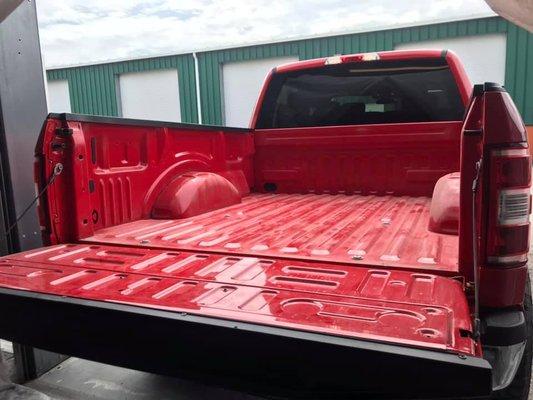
[256,58,465,128]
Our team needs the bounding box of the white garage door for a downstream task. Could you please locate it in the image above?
[222,56,298,127]
[395,34,507,86]
[47,80,71,113]
[118,69,181,122]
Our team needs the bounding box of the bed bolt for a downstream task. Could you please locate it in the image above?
[458,354,467,360]
[352,254,364,260]
[140,239,150,244]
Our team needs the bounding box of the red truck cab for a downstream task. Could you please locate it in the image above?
[0,50,530,399]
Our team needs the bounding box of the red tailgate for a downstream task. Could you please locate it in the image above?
[0,243,476,355]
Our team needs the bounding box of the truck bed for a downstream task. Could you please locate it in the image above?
[4,107,493,397]
[85,193,459,273]
[0,231,488,398]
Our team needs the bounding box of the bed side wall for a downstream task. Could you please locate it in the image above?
[36,116,254,244]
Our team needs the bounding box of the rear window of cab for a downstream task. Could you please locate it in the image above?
[256,58,465,129]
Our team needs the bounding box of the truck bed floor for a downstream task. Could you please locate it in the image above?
[86,193,459,273]
[0,242,473,354]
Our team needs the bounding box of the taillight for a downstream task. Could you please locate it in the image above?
[486,147,531,265]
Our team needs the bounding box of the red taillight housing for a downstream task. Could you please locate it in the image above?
[486,147,531,265]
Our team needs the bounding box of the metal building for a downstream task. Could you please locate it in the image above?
[46,16,533,134]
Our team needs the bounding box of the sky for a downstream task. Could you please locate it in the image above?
[36,0,496,68]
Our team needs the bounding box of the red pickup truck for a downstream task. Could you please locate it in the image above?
[0,50,530,399]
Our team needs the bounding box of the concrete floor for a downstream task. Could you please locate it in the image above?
[25,358,262,400]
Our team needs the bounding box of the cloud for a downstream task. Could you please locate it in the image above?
[36,0,495,68]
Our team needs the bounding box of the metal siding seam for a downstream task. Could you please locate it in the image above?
[104,65,115,116]
[213,53,221,124]
[181,58,190,123]
[87,67,96,114]
[293,42,300,57]
[107,66,116,116]
[477,19,488,34]
[182,58,191,122]
[448,23,458,37]
[110,66,119,117]
[68,70,76,112]
[311,40,319,58]
[74,69,84,113]
[200,56,210,124]
[375,32,385,51]
[177,59,186,122]
[84,68,92,114]
[92,67,99,115]
[343,36,351,53]
[96,67,105,115]
[71,69,80,113]
[304,40,313,60]
[360,34,367,51]
[525,32,533,124]
[190,56,199,123]
[102,67,110,116]
[73,69,82,114]
[96,66,105,115]
[384,31,394,50]
[497,18,508,32]
[199,56,209,124]
[264,44,271,58]
[181,57,194,123]
[327,37,335,55]
[369,33,377,51]
[505,24,519,110]
[216,52,224,124]
[401,29,410,43]
[81,68,89,114]
[467,20,477,35]
[457,21,467,36]
[66,71,74,112]
[209,54,218,124]
[335,36,344,54]
[204,55,214,124]
[515,29,528,113]
[438,24,448,38]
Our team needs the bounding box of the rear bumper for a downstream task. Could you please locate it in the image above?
[0,288,492,399]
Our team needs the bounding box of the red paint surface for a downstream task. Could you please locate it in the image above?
[22,51,530,362]
[36,119,254,244]
[86,193,459,272]
[0,243,475,355]
[151,172,242,219]
[429,173,460,235]
[254,121,461,197]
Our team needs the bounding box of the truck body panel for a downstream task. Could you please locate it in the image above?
[0,286,491,399]
[84,193,459,272]
[0,242,472,352]
[0,50,530,398]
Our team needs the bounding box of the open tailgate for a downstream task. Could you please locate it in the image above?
[0,243,491,398]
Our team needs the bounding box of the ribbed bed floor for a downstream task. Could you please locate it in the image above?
[85,193,459,272]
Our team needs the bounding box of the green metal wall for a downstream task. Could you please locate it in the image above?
[47,54,198,123]
[47,16,533,125]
